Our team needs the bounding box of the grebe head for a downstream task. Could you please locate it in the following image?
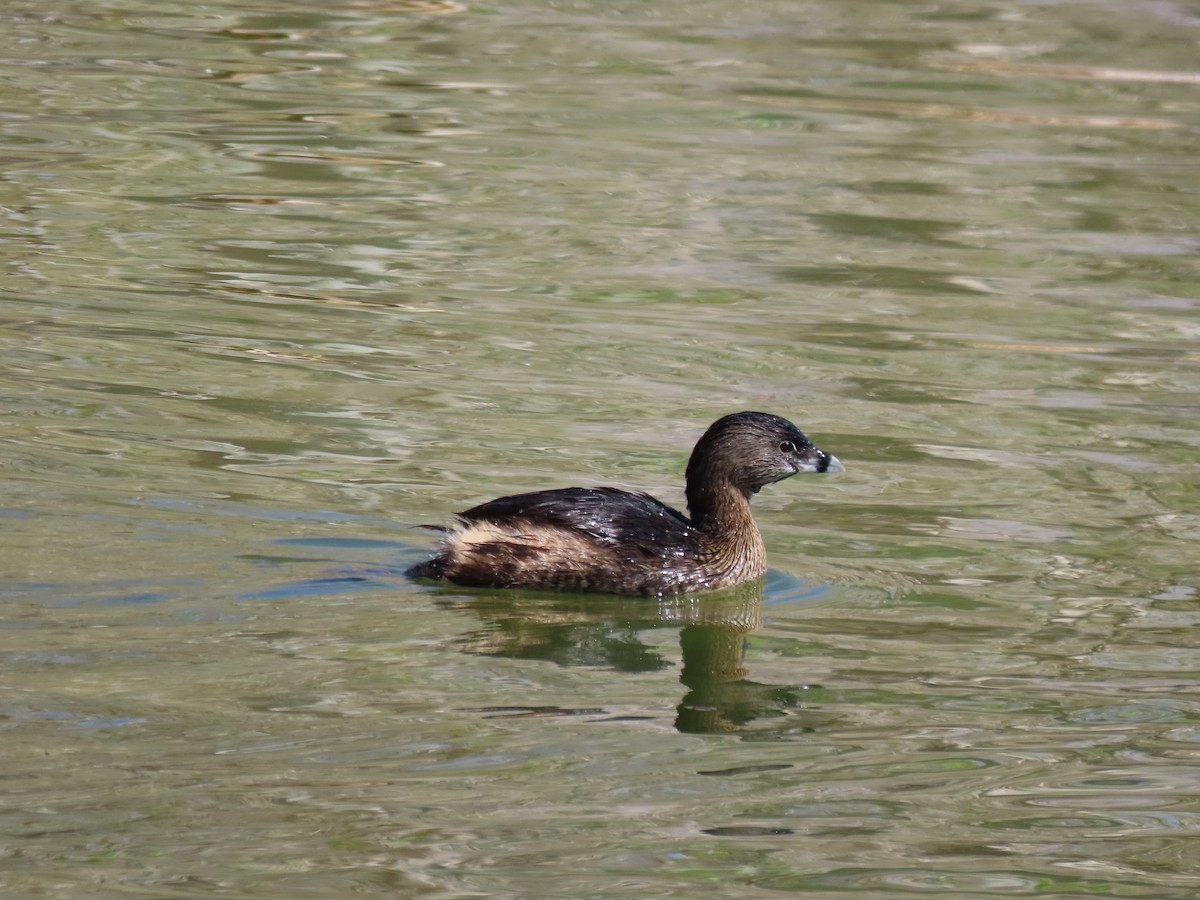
[686,411,843,500]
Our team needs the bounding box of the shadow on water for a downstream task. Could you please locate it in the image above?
[425,569,835,735]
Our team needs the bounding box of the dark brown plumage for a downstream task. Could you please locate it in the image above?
[407,412,843,597]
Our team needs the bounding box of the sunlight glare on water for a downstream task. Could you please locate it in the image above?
[2,0,1199,896]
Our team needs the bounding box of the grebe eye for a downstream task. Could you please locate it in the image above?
[779,440,797,454]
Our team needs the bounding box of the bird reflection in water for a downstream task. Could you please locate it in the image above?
[435,577,825,735]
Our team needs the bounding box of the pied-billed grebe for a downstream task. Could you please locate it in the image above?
[408,411,843,597]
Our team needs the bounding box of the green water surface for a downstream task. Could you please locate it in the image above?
[2,0,1198,896]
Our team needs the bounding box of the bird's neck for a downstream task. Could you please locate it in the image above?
[687,482,767,580]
